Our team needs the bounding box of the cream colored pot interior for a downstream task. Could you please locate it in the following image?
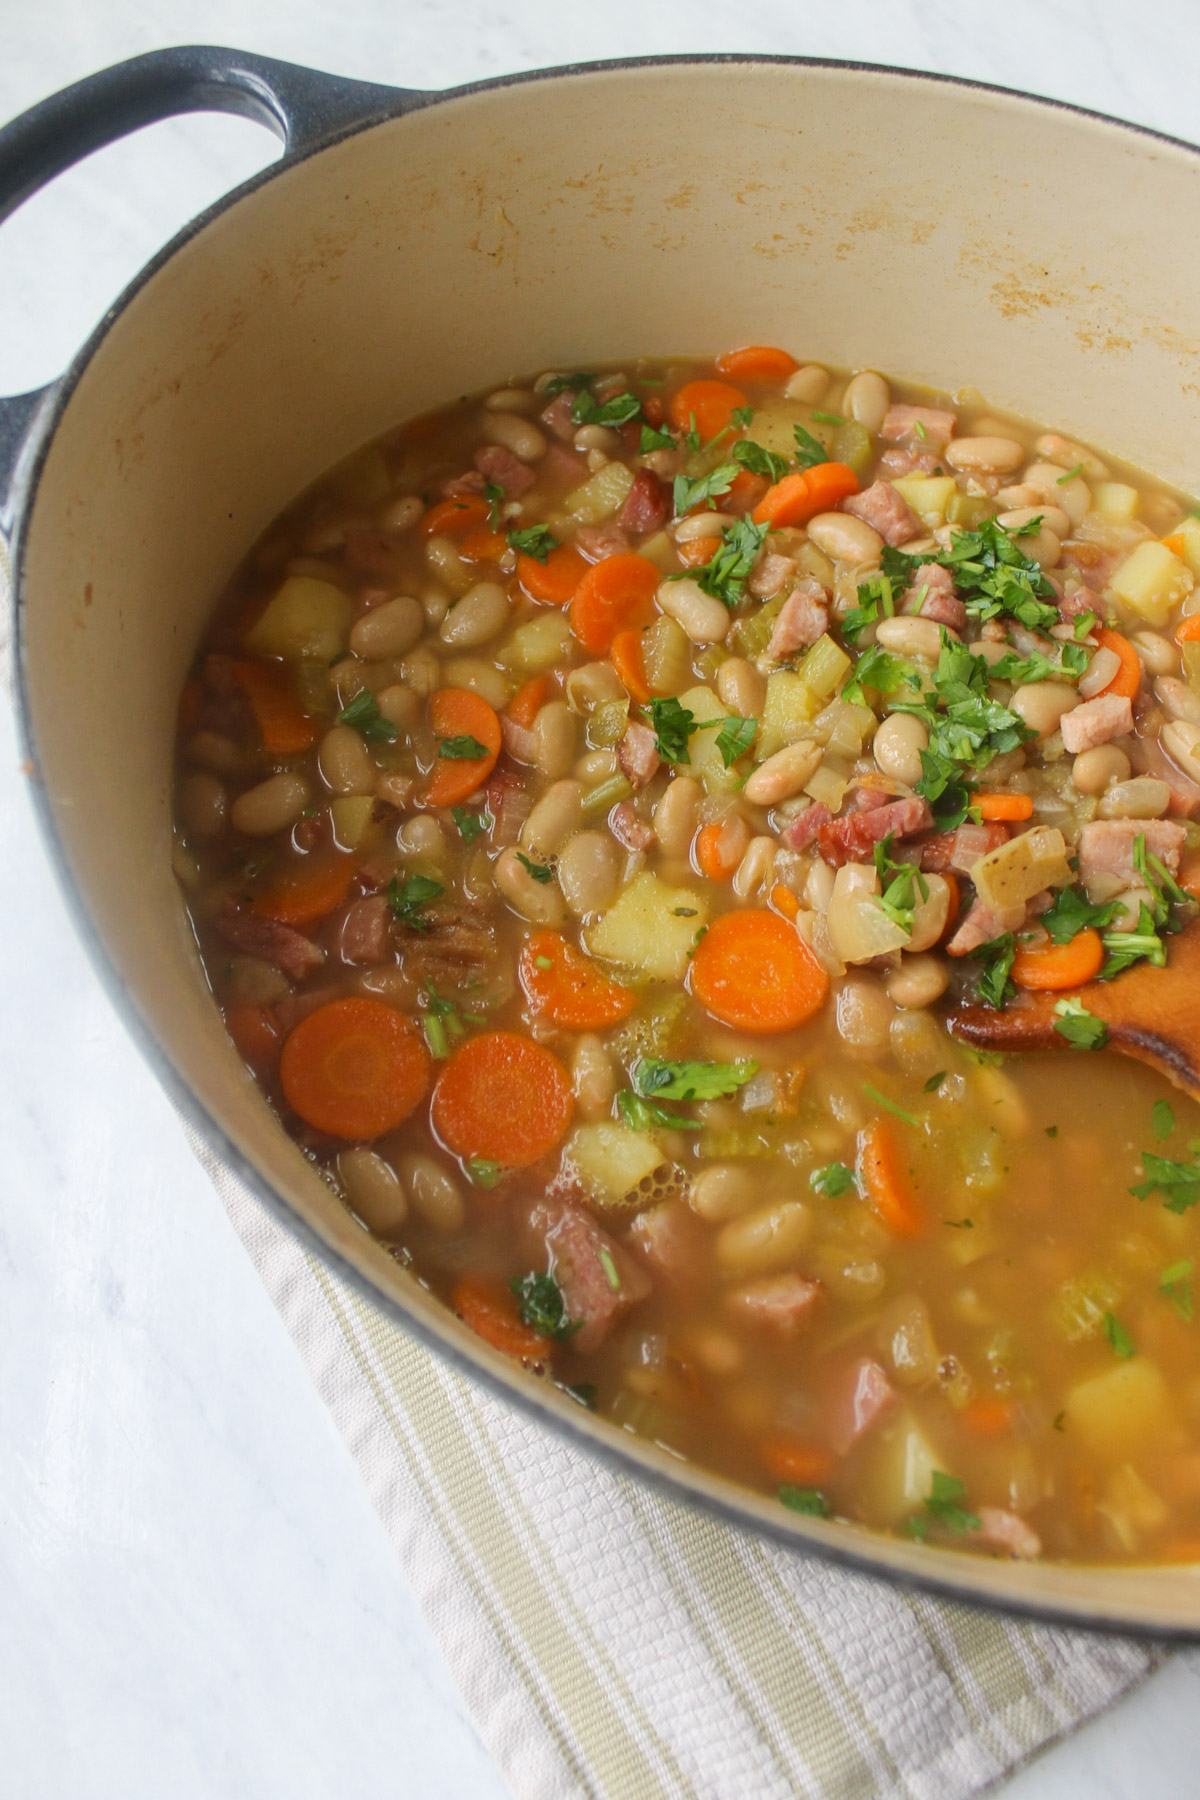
[19,59,1200,1629]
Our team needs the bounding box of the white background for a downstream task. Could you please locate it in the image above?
[3,3,1200,1795]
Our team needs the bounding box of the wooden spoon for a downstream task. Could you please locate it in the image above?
[946,920,1200,1098]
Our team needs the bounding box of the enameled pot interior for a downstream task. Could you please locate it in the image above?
[18,59,1200,1629]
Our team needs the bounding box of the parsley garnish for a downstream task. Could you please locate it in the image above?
[1053,996,1108,1049]
[874,833,929,936]
[1102,1311,1135,1358]
[1039,886,1120,944]
[842,572,897,645]
[714,715,758,767]
[732,439,788,483]
[572,388,643,428]
[673,462,738,517]
[924,1071,948,1092]
[793,423,829,469]
[644,695,701,763]
[1161,1260,1195,1320]
[452,805,490,844]
[634,1058,758,1101]
[1073,608,1097,639]
[598,1247,621,1293]
[1130,1151,1200,1212]
[1153,1099,1176,1140]
[862,1083,920,1127]
[936,518,1059,632]
[639,423,676,454]
[671,517,768,608]
[542,372,593,397]
[481,480,504,528]
[811,410,845,426]
[971,933,1017,1009]
[907,1471,980,1539]
[617,1090,696,1132]
[465,1158,505,1188]
[1057,462,1085,484]
[809,1162,857,1198]
[510,1272,580,1340]
[338,689,398,742]
[1098,902,1167,980]
[842,644,924,705]
[438,734,490,759]
[387,873,443,932]
[780,1486,830,1518]
[507,524,558,562]
[731,404,755,429]
[515,851,552,884]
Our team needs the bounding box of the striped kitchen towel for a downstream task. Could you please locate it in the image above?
[185,1124,1160,1800]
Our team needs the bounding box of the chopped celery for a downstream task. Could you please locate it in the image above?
[758,671,821,759]
[330,795,376,851]
[567,461,635,524]
[694,644,727,684]
[580,774,633,818]
[698,1127,776,1159]
[945,491,995,529]
[642,614,694,696]
[586,698,630,749]
[796,633,852,701]
[729,591,787,658]
[1051,1270,1124,1343]
[832,420,872,474]
[496,611,572,671]
[294,657,334,716]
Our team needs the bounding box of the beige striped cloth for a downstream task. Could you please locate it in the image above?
[183,1128,1162,1800]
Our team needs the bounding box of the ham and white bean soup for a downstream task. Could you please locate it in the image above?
[174,347,1200,1564]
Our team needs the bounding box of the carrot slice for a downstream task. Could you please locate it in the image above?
[695,822,742,881]
[517,544,588,607]
[725,469,769,517]
[760,1434,835,1486]
[974,792,1034,823]
[459,525,510,562]
[688,910,830,1034]
[420,494,490,538]
[280,998,430,1139]
[1012,927,1104,991]
[519,930,636,1031]
[676,537,714,568]
[423,687,502,808]
[857,1117,923,1237]
[432,1031,574,1167]
[569,552,660,655]
[715,345,799,383]
[452,1276,549,1362]
[230,659,317,754]
[224,1001,281,1067]
[751,464,860,529]
[1176,615,1200,645]
[1164,533,1188,557]
[610,629,653,704]
[1094,625,1141,700]
[253,856,356,926]
[668,379,748,441]
[962,1398,1014,1437]
[770,882,800,921]
[506,675,548,731]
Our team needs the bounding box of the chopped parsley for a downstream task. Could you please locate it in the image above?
[809,1162,857,1198]
[1052,996,1108,1050]
[438,734,490,760]
[465,1158,505,1188]
[644,695,702,763]
[780,1486,830,1518]
[452,804,490,844]
[617,1090,696,1132]
[598,1246,621,1293]
[1073,608,1097,639]
[1039,886,1120,944]
[714,714,758,767]
[793,422,829,469]
[971,933,1017,1009]
[907,1471,980,1539]
[1057,462,1085,484]
[510,1271,580,1340]
[482,480,504,528]
[515,851,552,884]
[533,955,554,971]
[842,644,924,705]
[634,1058,759,1101]
[874,833,929,935]
[1153,1099,1176,1140]
[387,873,443,932]
[1130,1151,1200,1212]
[936,518,1060,633]
[811,410,845,426]
[639,423,676,454]
[542,372,593,397]
[861,1083,920,1127]
[507,523,559,562]
[732,438,788,483]
[1099,902,1167,980]
[842,572,897,645]
[672,517,768,607]
[419,983,465,1057]
[673,462,738,516]
[572,387,643,428]
[1161,1260,1195,1321]
[924,1071,948,1093]
[1102,1311,1135,1358]
[338,689,398,742]
[731,404,755,429]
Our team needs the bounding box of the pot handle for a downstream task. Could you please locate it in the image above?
[0,44,417,532]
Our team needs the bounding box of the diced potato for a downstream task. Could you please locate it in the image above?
[815,699,874,758]
[1168,514,1200,578]
[863,1413,940,1525]
[1063,1357,1172,1461]
[796,634,852,701]
[245,576,352,663]
[970,825,1073,912]
[586,871,709,980]
[746,404,832,464]
[892,474,957,529]
[677,683,737,792]
[567,461,635,524]
[1091,482,1140,525]
[805,753,851,811]
[643,614,693,696]
[1110,539,1193,626]
[565,1123,666,1211]
[637,530,675,572]
[758,670,821,760]
[331,795,375,850]
[496,611,573,672]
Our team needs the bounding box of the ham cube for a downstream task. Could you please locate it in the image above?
[534,1204,651,1353]
[1077,817,1187,884]
[881,404,957,448]
[843,480,919,548]
[1059,692,1133,754]
[828,1358,898,1455]
[724,1273,821,1336]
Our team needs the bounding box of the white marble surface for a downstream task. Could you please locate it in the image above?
[4,2,1200,1794]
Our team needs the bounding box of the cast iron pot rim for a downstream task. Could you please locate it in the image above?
[10,47,1200,1638]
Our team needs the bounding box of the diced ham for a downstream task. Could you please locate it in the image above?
[216,899,326,981]
[398,907,498,993]
[500,711,539,765]
[575,521,630,562]
[911,822,1009,874]
[533,1203,651,1354]
[724,1274,821,1336]
[1077,817,1187,884]
[967,1507,1041,1561]
[442,469,486,498]
[843,480,919,548]
[485,768,532,847]
[878,447,942,479]
[1059,692,1133,754]
[474,443,536,499]
[330,895,392,966]
[618,721,660,789]
[541,442,586,488]
[1060,540,1118,594]
[538,390,577,442]
[749,552,797,600]
[628,1201,705,1286]
[881,404,957,448]
[781,801,832,852]
[947,898,1028,957]
[828,1358,898,1455]
[906,562,966,631]
[768,579,830,659]
[818,796,933,866]
[1058,587,1106,623]
[609,800,655,851]
[618,469,669,536]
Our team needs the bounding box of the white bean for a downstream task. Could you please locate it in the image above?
[732,835,777,899]
[1010,681,1079,738]
[1072,743,1131,793]
[656,577,731,644]
[338,1148,408,1235]
[690,1163,759,1223]
[1034,433,1109,482]
[1155,676,1200,724]
[716,657,766,718]
[482,411,546,461]
[1097,777,1171,820]
[495,846,567,924]
[566,662,626,714]
[998,503,1072,541]
[571,1036,617,1121]
[835,976,895,1053]
[375,684,419,733]
[806,511,883,566]
[185,730,241,776]
[573,423,621,454]
[400,1156,466,1233]
[484,387,537,413]
[675,510,732,542]
[843,370,890,434]
[350,595,424,659]
[717,1201,813,1275]
[875,615,943,662]
[557,830,621,917]
[318,723,376,796]
[1078,646,1122,699]
[230,772,309,836]
[654,775,702,856]
[742,740,823,806]
[442,657,510,710]
[906,875,953,953]
[945,436,1026,473]
[520,780,584,856]
[1133,631,1179,676]
[873,713,928,785]
[1163,720,1200,784]
[533,701,577,778]
[377,493,424,533]
[440,580,510,648]
[784,364,830,404]
[1023,462,1090,525]
[397,815,443,859]
[886,954,949,1009]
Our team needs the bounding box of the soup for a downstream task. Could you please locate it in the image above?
[172,345,1200,1565]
